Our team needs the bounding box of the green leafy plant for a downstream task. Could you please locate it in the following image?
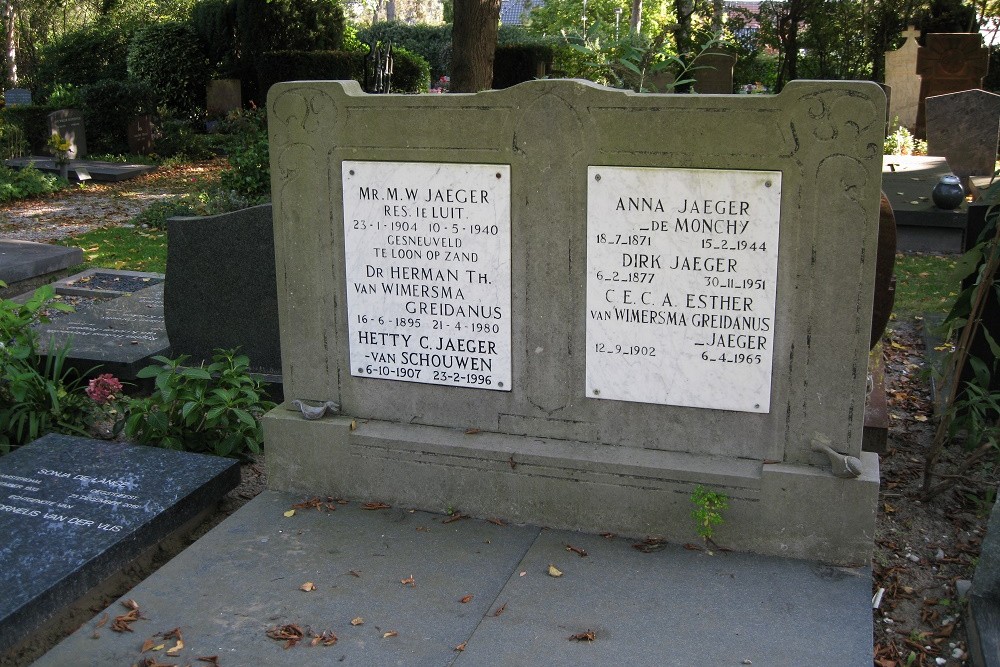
[127,22,211,116]
[923,188,1000,498]
[884,122,928,156]
[123,348,276,458]
[0,164,65,203]
[131,199,197,230]
[218,108,270,201]
[690,485,728,548]
[0,284,94,453]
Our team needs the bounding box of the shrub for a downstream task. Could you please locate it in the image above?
[493,44,554,89]
[257,48,430,95]
[80,79,156,155]
[2,104,53,154]
[32,22,136,92]
[0,116,27,159]
[235,0,347,103]
[127,22,211,115]
[217,108,270,201]
[357,21,451,80]
[132,199,198,230]
[154,116,215,161]
[0,164,65,203]
[123,349,276,458]
[191,0,240,78]
[0,285,92,453]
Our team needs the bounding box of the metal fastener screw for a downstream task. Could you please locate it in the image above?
[765,180,772,187]
[595,174,601,181]
[593,389,600,395]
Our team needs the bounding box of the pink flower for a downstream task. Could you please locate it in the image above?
[87,373,123,404]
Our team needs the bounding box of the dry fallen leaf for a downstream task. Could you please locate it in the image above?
[196,657,220,665]
[633,537,667,553]
[569,630,596,641]
[141,638,156,653]
[383,630,398,639]
[122,599,140,611]
[349,570,361,578]
[401,575,416,587]
[486,517,505,526]
[166,639,184,656]
[443,513,468,524]
[351,617,364,626]
[266,624,305,649]
[464,427,480,435]
[300,582,316,592]
[454,642,467,652]
[493,602,507,617]
[565,544,588,557]
[283,509,296,518]
[350,420,357,431]
[459,594,474,604]
[362,502,391,510]
[547,564,563,577]
[94,613,109,629]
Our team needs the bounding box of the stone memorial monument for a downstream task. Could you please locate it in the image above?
[926,88,1000,182]
[885,26,922,131]
[207,79,242,116]
[263,79,883,566]
[127,114,156,155]
[46,109,86,159]
[691,49,737,94]
[915,32,989,138]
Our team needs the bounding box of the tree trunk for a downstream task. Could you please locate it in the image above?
[3,0,15,86]
[628,0,642,34]
[450,0,500,93]
[711,0,724,33]
[673,0,694,55]
[774,0,804,92]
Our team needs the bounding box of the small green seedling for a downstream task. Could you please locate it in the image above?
[690,485,729,551]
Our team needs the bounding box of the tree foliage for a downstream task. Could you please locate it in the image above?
[127,21,210,115]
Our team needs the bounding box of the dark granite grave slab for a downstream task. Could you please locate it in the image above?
[4,157,156,183]
[0,433,239,655]
[164,204,281,375]
[33,283,169,379]
[968,494,1000,667]
[0,241,82,285]
[47,109,86,159]
[883,155,967,252]
[51,268,164,298]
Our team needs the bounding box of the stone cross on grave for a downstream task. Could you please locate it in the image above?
[915,32,989,137]
[902,26,920,42]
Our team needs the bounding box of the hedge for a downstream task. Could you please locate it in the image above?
[257,48,431,97]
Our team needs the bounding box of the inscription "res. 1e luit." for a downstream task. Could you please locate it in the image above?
[343,161,512,391]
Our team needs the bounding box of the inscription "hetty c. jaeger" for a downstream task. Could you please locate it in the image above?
[586,166,781,413]
[343,161,512,391]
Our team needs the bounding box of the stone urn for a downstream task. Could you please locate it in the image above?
[932,174,965,210]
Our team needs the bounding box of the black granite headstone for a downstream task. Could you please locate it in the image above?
[33,283,169,379]
[164,204,281,375]
[0,434,239,655]
[127,115,156,155]
[46,109,86,159]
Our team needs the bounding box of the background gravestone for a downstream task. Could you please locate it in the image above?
[925,89,1000,182]
[46,109,86,159]
[264,79,883,566]
[164,204,280,375]
[884,26,921,131]
[3,87,31,107]
[0,434,239,656]
[691,49,736,94]
[127,115,156,155]
[915,32,989,138]
[206,79,242,116]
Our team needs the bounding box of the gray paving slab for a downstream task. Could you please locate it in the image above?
[34,491,541,667]
[35,490,874,666]
[455,529,873,666]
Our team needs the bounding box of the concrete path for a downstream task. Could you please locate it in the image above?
[35,491,873,666]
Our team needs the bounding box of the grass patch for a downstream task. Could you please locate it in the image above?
[58,226,166,273]
[892,252,960,323]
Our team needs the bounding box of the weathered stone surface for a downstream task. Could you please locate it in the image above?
[885,26,922,131]
[164,204,280,374]
[47,109,86,159]
[915,33,989,137]
[925,89,1000,180]
[691,49,736,94]
[264,79,884,565]
[0,434,239,655]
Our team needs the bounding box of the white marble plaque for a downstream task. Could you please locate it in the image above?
[586,166,781,413]
[343,161,512,391]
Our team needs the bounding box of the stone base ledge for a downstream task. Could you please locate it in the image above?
[263,409,879,566]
